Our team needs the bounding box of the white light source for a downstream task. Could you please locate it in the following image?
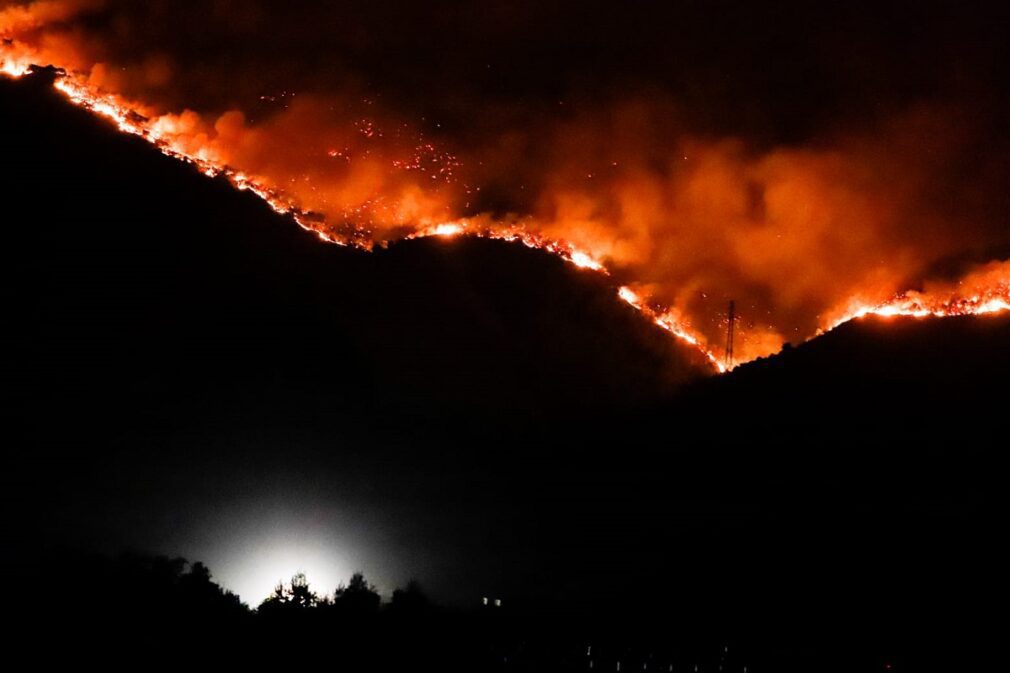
[228,542,353,604]
[189,516,359,605]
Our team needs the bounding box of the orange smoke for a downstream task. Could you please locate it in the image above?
[3,0,1009,370]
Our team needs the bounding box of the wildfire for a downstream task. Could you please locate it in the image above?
[1,57,28,77]
[616,286,724,371]
[408,219,606,270]
[3,38,1009,373]
[41,67,351,247]
[822,266,1010,333]
[49,75,299,215]
[427,222,465,237]
[2,58,713,361]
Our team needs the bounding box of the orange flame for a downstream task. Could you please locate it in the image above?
[822,260,1010,332]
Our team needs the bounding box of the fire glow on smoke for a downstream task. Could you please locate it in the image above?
[4,0,1009,371]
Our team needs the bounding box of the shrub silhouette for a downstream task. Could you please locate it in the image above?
[258,571,321,612]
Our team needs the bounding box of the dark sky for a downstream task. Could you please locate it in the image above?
[2,2,1009,667]
[44,0,1010,135]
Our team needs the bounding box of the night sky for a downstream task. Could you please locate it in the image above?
[2,2,1009,670]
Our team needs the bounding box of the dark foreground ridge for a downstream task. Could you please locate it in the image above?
[685,309,1010,422]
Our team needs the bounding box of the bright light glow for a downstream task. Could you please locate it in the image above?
[223,539,353,605]
[172,500,372,606]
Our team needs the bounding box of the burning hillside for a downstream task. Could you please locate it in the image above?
[4,0,1008,369]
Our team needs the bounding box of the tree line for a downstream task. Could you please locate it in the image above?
[20,551,766,672]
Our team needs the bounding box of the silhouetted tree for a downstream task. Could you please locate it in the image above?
[29,552,248,667]
[390,579,430,616]
[332,571,381,616]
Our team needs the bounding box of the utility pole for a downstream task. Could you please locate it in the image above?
[725,300,735,370]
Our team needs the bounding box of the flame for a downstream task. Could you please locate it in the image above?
[40,69,353,247]
[428,222,465,238]
[822,261,1010,332]
[617,286,724,371]
[1,57,29,77]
